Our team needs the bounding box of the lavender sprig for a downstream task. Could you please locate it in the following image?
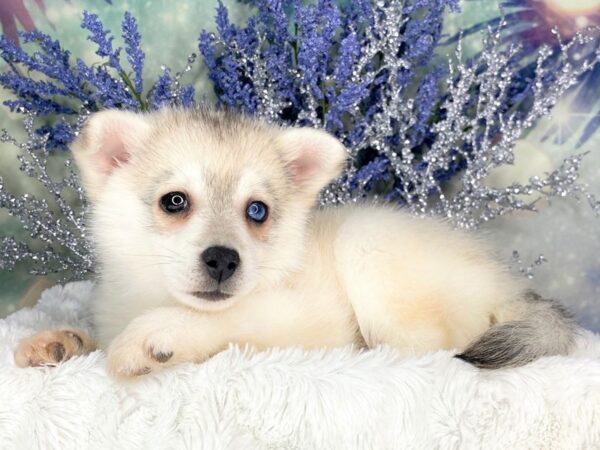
[0,11,196,148]
[122,11,145,94]
[81,11,123,73]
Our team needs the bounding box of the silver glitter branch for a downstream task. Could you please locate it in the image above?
[431,26,600,228]
[323,17,599,229]
[0,113,94,280]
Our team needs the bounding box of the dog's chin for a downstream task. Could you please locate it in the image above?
[171,289,240,312]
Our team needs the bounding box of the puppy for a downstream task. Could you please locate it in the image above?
[14,108,576,379]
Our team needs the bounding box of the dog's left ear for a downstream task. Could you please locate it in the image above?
[278,127,347,197]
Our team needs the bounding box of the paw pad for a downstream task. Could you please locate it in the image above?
[14,329,95,368]
[47,342,66,362]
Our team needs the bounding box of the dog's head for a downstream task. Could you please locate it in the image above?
[72,108,346,310]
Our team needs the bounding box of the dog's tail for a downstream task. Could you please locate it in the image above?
[456,291,578,369]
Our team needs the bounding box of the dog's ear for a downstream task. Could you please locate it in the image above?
[278,127,347,198]
[70,110,151,201]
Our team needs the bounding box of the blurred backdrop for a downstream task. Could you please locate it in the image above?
[0,0,599,331]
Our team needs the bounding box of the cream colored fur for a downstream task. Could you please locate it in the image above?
[16,108,561,379]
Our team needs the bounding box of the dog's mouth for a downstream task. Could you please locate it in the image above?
[190,290,232,301]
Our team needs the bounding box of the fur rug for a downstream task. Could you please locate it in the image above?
[0,281,599,449]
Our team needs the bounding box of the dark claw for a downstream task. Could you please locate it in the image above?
[67,331,84,350]
[152,350,173,363]
[133,366,152,376]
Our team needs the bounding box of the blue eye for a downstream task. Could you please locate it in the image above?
[246,201,268,223]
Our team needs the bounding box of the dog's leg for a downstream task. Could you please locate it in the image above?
[14,328,97,367]
[340,276,454,355]
[105,289,357,380]
[332,211,505,355]
[105,306,222,379]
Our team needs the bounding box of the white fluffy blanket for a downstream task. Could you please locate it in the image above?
[1,282,599,449]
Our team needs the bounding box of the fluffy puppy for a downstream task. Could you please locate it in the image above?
[14,108,576,379]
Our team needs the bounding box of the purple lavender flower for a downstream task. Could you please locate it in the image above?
[0,11,196,149]
[122,12,145,94]
[410,67,444,147]
[199,34,258,112]
[149,68,173,109]
[199,0,460,200]
[0,73,70,100]
[333,31,361,86]
[75,59,137,110]
[3,97,73,115]
[81,11,122,73]
[295,0,341,101]
[350,156,391,193]
[36,123,78,150]
[180,85,196,107]
[201,0,600,206]
[1,32,91,102]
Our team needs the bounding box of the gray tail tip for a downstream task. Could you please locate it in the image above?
[454,291,577,370]
[452,326,535,369]
[453,351,526,369]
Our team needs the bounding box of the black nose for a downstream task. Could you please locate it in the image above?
[201,246,240,283]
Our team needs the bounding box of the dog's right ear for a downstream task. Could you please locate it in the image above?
[70,110,151,201]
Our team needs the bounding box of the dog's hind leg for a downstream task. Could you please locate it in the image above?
[334,232,455,353]
[332,209,506,356]
[336,272,454,355]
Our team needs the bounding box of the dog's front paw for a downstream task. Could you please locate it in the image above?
[14,329,96,368]
[106,326,177,381]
